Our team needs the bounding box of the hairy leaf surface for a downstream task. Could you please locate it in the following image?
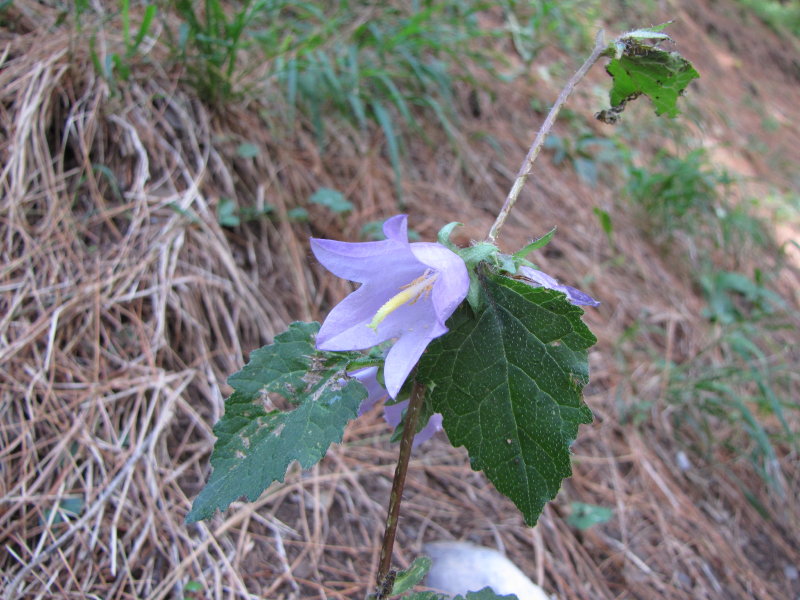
[417,272,595,526]
[603,47,699,119]
[187,322,365,522]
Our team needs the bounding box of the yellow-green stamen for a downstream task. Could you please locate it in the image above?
[368,269,438,331]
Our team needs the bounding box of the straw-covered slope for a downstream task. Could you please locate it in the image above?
[1,1,798,598]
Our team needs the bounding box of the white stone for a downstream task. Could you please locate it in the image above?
[424,541,552,600]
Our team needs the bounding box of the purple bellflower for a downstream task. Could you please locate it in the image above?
[352,366,442,447]
[311,215,469,398]
[517,265,600,307]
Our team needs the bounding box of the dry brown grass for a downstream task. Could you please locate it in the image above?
[2,2,799,599]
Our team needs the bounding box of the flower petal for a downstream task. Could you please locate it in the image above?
[382,214,409,242]
[383,325,444,398]
[517,266,599,307]
[311,237,420,284]
[384,401,443,448]
[350,367,388,416]
[411,242,470,325]
[562,285,601,307]
[316,286,392,350]
[417,413,443,444]
[518,266,560,289]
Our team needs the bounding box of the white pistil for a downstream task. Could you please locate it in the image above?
[368,269,438,331]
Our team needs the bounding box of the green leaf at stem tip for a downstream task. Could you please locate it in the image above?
[186,322,366,523]
[417,271,595,526]
[601,46,699,120]
[610,51,698,116]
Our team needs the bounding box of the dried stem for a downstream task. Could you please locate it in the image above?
[486,29,607,244]
[375,380,427,593]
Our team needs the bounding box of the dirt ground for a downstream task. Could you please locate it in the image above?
[1,1,798,599]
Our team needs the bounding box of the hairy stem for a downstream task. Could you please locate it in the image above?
[486,29,607,244]
[375,381,426,592]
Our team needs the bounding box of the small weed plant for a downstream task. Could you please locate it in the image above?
[186,22,704,599]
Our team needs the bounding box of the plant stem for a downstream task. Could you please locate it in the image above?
[375,381,426,591]
[486,29,607,245]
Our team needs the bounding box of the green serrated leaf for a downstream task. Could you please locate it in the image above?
[392,556,432,595]
[186,322,366,522]
[309,187,354,214]
[417,272,595,526]
[604,49,699,118]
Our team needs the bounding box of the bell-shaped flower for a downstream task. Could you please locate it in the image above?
[517,265,600,307]
[351,366,442,447]
[311,215,469,398]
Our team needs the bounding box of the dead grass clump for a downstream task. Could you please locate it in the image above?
[2,1,799,599]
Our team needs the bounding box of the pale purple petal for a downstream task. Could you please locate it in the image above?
[518,267,560,289]
[418,413,443,444]
[313,215,470,397]
[384,401,443,448]
[350,367,388,416]
[383,324,445,398]
[310,237,419,284]
[562,286,600,307]
[411,243,470,325]
[383,400,405,428]
[518,266,600,307]
[382,214,409,242]
[316,285,398,350]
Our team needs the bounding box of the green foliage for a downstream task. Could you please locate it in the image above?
[184,580,204,593]
[309,187,354,214]
[700,269,786,325]
[169,0,258,102]
[605,49,698,117]
[87,1,158,85]
[512,227,556,259]
[624,148,729,236]
[496,0,599,63]
[655,265,797,493]
[186,322,367,522]
[544,131,624,186]
[236,142,260,158]
[734,0,800,38]
[567,501,613,530]
[417,271,595,526]
[390,556,432,596]
[597,26,699,123]
[593,207,614,247]
[215,197,273,228]
[216,197,240,227]
[43,497,84,526]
